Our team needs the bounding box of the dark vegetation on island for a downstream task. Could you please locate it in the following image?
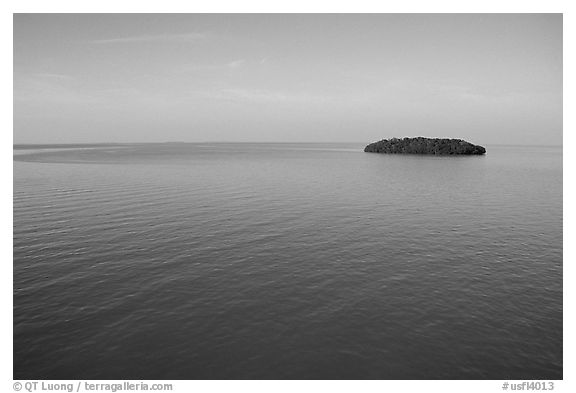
[364,137,486,155]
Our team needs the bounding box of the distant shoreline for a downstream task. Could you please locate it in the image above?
[13,143,126,150]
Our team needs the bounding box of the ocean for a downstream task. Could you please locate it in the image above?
[13,143,562,379]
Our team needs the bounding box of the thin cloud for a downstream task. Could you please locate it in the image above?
[90,32,207,44]
[171,59,251,73]
[212,88,334,105]
[31,73,75,80]
[227,59,246,69]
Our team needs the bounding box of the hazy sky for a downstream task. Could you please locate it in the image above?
[14,14,562,145]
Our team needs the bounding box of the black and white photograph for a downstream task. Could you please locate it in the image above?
[11,8,567,386]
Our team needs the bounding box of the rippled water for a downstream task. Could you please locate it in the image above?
[13,143,562,379]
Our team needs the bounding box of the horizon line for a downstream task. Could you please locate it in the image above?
[13,141,563,148]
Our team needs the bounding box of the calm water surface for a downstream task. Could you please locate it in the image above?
[13,143,562,379]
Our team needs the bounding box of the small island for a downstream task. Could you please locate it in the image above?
[364,137,486,155]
